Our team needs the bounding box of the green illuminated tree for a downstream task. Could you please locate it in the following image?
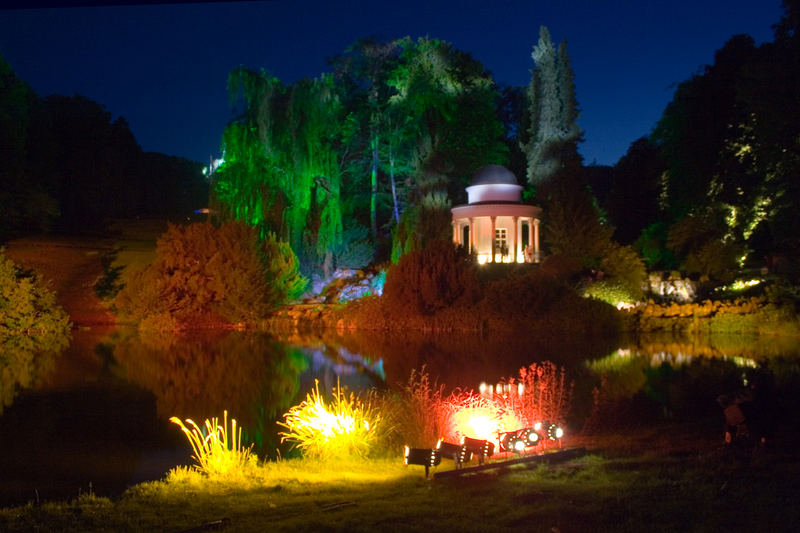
[651,4,800,274]
[330,38,400,238]
[387,37,507,259]
[522,26,583,186]
[214,70,344,276]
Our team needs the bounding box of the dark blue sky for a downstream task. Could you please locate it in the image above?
[0,0,784,166]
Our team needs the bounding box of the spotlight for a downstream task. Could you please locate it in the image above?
[404,446,441,477]
[509,435,526,453]
[436,439,470,469]
[543,422,564,440]
[499,428,542,453]
[498,431,516,452]
[460,436,494,464]
[519,427,541,446]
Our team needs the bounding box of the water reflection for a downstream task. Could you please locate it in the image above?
[586,333,800,426]
[110,329,385,456]
[2,326,798,505]
[276,328,619,392]
[0,331,69,414]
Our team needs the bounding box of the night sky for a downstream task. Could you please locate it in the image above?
[0,0,784,167]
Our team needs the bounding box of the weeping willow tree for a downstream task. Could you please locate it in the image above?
[213,68,343,276]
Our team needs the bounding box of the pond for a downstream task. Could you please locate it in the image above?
[1,325,799,506]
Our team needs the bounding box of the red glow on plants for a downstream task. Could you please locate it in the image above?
[446,396,522,450]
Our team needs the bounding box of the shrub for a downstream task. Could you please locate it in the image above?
[383,240,480,315]
[584,279,640,307]
[537,253,583,281]
[114,222,306,328]
[484,268,564,316]
[599,243,646,301]
[0,249,71,337]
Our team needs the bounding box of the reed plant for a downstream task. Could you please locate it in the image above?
[278,380,381,460]
[169,411,255,477]
[498,362,574,427]
[390,363,573,450]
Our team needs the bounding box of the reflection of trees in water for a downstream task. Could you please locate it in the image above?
[275,329,616,392]
[111,330,308,454]
[0,332,69,414]
[586,333,800,427]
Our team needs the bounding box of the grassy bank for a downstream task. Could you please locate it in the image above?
[2,424,799,532]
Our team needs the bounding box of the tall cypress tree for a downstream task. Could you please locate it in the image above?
[522,26,582,186]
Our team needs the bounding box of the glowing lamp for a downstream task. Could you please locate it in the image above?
[543,422,564,440]
[499,428,542,453]
[404,446,441,477]
[460,436,494,464]
[520,428,541,446]
[498,431,516,452]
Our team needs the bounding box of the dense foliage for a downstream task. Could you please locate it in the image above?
[0,54,208,239]
[522,26,582,186]
[0,249,70,337]
[212,37,508,273]
[383,240,480,316]
[113,222,306,330]
[0,249,71,413]
[631,1,800,277]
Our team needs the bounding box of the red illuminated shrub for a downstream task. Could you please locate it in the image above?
[382,240,480,316]
[483,268,564,315]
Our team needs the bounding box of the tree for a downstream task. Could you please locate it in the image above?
[521,26,582,186]
[387,37,507,259]
[0,54,58,239]
[543,171,613,269]
[214,69,344,277]
[0,249,71,337]
[606,137,665,245]
[329,38,400,238]
[650,4,800,275]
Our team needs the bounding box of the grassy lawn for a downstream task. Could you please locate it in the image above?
[2,429,799,532]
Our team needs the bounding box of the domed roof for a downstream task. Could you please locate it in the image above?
[471,165,519,186]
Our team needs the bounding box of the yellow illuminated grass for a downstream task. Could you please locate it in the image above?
[279,380,381,460]
[169,411,255,477]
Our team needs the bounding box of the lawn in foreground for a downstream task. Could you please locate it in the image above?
[2,445,799,532]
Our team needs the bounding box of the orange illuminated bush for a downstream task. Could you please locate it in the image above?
[114,222,306,329]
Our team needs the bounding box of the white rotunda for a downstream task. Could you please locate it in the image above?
[451,165,541,264]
